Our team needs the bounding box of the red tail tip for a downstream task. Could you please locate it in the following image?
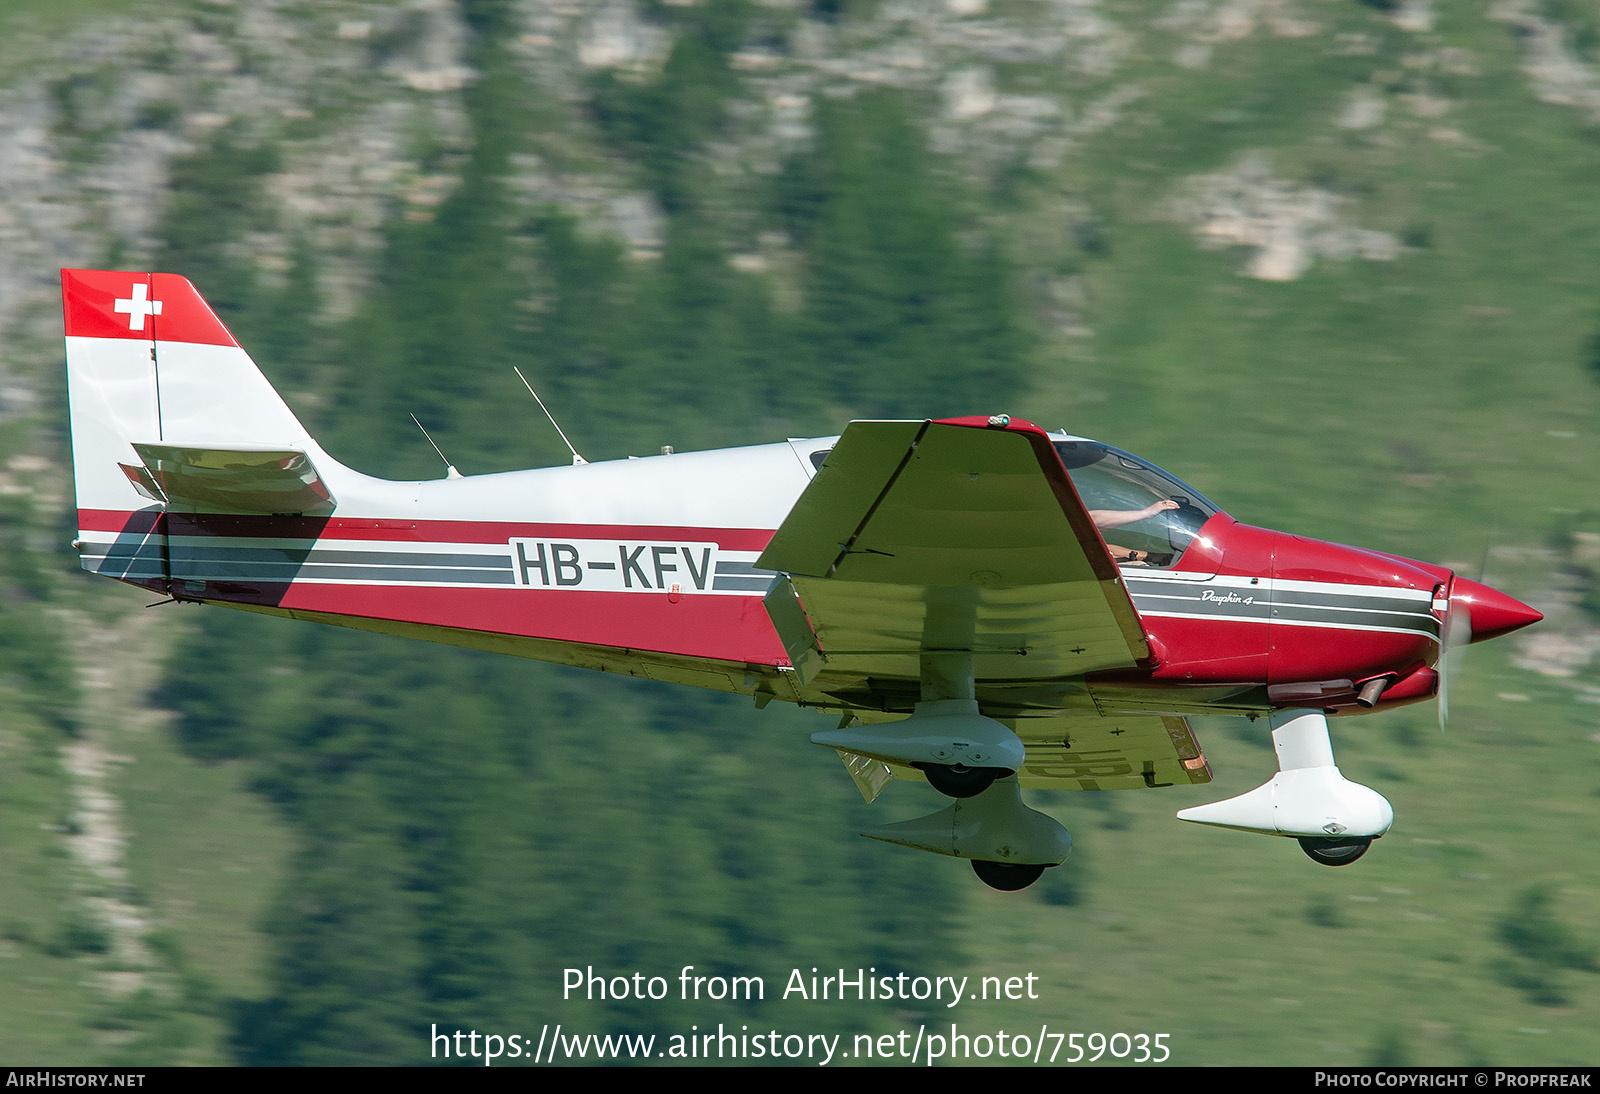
[61,269,238,348]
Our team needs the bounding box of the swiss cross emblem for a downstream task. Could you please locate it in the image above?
[113,283,163,331]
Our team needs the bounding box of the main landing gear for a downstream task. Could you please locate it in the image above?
[809,649,1069,891]
[811,710,1067,891]
[856,774,1071,891]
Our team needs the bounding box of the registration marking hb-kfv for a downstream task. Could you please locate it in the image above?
[510,538,729,593]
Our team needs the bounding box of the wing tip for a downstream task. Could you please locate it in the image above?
[932,414,1048,436]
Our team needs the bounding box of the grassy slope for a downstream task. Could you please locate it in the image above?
[0,0,292,1061]
[0,689,103,1060]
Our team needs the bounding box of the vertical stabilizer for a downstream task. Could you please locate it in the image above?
[62,269,327,588]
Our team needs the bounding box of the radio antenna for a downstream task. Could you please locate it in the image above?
[410,414,463,479]
[514,366,587,465]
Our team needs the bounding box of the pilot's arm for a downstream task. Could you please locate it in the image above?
[1089,498,1179,530]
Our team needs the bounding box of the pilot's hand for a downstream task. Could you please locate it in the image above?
[1144,499,1179,518]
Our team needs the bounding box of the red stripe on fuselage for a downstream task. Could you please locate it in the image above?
[276,582,789,664]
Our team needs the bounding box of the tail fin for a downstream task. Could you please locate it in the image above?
[63,270,335,586]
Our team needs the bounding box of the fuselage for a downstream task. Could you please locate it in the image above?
[78,430,1540,722]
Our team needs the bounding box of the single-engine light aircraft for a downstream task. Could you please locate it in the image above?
[62,269,1542,890]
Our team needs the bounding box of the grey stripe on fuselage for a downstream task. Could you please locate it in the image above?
[713,558,778,593]
[1124,573,1440,640]
[164,542,515,584]
[166,545,511,569]
[84,534,779,592]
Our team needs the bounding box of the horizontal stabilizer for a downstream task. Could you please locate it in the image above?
[130,442,335,515]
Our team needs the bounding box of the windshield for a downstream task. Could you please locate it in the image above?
[1051,439,1220,569]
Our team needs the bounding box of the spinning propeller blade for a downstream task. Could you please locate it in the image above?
[1437,586,1472,731]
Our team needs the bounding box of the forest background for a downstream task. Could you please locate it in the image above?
[0,0,1598,1067]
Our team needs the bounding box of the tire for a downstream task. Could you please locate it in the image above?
[1298,835,1373,866]
[919,763,1006,799]
[971,859,1047,891]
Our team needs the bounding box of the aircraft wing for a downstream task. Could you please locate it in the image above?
[125,442,335,515]
[758,417,1210,794]
[757,417,1150,686]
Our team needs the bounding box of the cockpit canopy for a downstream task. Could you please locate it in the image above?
[1051,437,1220,569]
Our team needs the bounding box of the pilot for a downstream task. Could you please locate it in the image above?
[1090,499,1179,566]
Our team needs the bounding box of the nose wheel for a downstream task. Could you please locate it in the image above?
[1297,835,1373,866]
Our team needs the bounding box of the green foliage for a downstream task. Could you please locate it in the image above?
[85,983,216,1067]
[164,611,962,1063]
[0,607,77,734]
[1546,1,1600,56]
[231,780,429,1065]
[787,92,1030,419]
[1585,322,1600,384]
[153,127,279,327]
[0,494,77,732]
[305,58,1024,479]
[1305,894,1347,929]
[808,0,874,23]
[1032,860,1086,908]
[1498,886,1598,969]
[1494,885,1598,1006]
[47,912,109,957]
[1365,1025,1413,1067]
[589,1,752,213]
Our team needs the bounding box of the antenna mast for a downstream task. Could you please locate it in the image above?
[410,414,463,479]
[514,367,587,465]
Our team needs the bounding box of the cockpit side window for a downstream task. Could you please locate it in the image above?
[1051,440,1217,569]
[809,449,832,471]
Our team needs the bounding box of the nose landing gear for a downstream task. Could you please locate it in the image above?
[1177,709,1393,866]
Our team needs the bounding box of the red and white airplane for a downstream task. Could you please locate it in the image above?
[61,268,1542,890]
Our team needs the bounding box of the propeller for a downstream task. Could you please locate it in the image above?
[1437,579,1472,731]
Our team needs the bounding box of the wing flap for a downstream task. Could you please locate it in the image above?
[1014,714,1212,790]
[130,442,335,515]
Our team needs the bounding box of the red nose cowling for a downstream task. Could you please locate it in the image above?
[1450,577,1544,643]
